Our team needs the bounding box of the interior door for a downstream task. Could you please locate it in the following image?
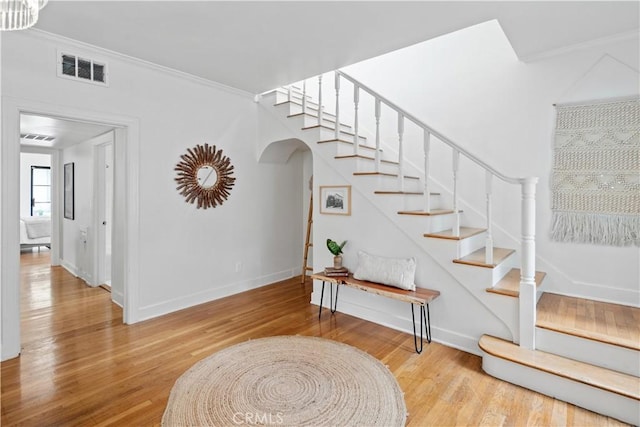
[96,141,113,287]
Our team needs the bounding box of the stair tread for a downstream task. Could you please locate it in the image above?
[424,227,485,240]
[486,268,547,298]
[374,191,440,196]
[334,154,399,165]
[288,112,344,125]
[302,124,367,140]
[353,171,419,180]
[397,209,459,216]
[537,293,640,351]
[453,247,515,268]
[318,139,378,151]
[479,334,640,401]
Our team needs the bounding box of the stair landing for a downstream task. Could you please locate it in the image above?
[537,293,640,351]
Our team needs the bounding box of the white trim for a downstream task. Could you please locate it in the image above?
[27,29,254,99]
[137,267,299,322]
[1,96,140,360]
[60,258,80,279]
[90,132,115,288]
[521,29,640,63]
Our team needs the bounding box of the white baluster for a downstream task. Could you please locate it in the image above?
[452,149,460,237]
[485,171,494,265]
[375,99,381,173]
[353,85,360,156]
[317,75,323,126]
[519,177,538,349]
[287,86,292,103]
[397,113,405,192]
[302,80,307,115]
[423,130,431,213]
[334,72,340,140]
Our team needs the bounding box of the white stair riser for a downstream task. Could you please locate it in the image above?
[355,176,422,193]
[313,127,367,144]
[482,354,639,426]
[274,90,318,109]
[335,142,382,157]
[299,115,349,131]
[458,232,487,259]
[536,327,640,377]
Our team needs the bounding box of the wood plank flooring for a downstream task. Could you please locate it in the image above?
[537,293,640,351]
[1,251,628,426]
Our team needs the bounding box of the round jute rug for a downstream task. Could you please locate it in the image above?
[162,335,407,426]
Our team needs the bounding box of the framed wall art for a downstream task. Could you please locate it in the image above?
[319,185,351,215]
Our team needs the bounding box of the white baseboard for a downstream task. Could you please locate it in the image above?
[60,259,79,277]
[552,281,640,308]
[112,289,124,308]
[137,268,298,322]
[310,289,480,356]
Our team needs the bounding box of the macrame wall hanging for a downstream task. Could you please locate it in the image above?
[550,98,639,246]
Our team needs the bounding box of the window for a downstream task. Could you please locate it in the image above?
[58,51,108,86]
[31,166,51,217]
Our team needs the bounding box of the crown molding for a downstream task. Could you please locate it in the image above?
[22,29,255,99]
[520,29,640,63]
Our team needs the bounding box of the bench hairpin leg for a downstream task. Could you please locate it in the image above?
[411,304,424,354]
[330,282,339,313]
[425,304,431,343]
[318,280,326,319]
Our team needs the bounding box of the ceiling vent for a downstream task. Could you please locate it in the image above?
[21,133,56,142]
[57,51,108,86]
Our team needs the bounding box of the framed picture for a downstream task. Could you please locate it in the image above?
[319,185,351,215]
[64,162,74,220]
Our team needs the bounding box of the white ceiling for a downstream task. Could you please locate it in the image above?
[34,1,639,95]
[20,114,114,149]
[21,1,640,146]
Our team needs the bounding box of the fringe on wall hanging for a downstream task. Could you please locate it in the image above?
[550,98,640,247]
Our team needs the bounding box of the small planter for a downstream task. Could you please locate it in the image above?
[333,255,343,269]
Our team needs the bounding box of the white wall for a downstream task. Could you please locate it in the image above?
[60,136,95,282]
[19,152,51,218]
[343,20,640,306]
[2,29,304,344]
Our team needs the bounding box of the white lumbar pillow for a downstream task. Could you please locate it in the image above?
[353,251,416,291]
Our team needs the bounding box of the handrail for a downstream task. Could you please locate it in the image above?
[336,71,527,186]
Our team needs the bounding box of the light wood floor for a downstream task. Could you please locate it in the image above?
[537,292,640,351]
[1,251,628,426]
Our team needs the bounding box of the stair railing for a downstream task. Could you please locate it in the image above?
[291,71,539,349]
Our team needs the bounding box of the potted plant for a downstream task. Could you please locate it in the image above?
[326,239,347,269]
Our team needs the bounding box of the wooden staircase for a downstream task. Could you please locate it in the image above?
[264,81,638,424]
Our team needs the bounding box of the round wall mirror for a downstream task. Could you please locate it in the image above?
[175,143,236,209]
[197,165,218,189]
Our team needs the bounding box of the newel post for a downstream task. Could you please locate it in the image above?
[519,177,538,350]
[334,72,340,140]
[375,99,381,173]
[353,85,360,156]
[317,75,323,126]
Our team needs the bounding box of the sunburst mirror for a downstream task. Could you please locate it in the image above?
[175,143,236,209]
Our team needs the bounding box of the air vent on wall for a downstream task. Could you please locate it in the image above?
[21,133,56,142]
[57,51,108,86]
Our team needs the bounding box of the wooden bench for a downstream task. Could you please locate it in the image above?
[311,272,440,353]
